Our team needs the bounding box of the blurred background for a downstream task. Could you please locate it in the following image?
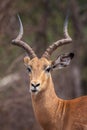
[0,0,87,130]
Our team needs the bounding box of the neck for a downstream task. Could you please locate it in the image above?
[31,76,66,130]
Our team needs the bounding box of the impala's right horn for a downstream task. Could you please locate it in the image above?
[12,15,36,59]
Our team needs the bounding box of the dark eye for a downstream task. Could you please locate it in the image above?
[45,66,51,73]
[27,67,32,73]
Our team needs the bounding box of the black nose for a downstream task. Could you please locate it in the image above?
[31,83,40,88]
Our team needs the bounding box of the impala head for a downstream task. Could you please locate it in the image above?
[12,15,74,94]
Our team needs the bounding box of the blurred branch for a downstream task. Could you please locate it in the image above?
[7,54,24,73]
[0,73,20,91]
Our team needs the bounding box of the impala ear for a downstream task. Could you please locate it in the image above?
[24,56,30,65]
[52,53,74,69]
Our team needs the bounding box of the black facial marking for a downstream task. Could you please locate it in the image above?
[45,66,51,73]
[27,67,32,73]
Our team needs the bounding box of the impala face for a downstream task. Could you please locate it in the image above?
[24,53,74,94]
[24,57,52,94]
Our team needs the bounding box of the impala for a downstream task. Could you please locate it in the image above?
[12,15,87,130]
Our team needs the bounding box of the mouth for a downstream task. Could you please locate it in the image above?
[30,86,39,94]
[31,89,37,93]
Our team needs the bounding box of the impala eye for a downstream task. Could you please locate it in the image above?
[45,66,51,73]
[27,67,32,73]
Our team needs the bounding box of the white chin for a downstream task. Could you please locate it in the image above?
[31,90,39,95]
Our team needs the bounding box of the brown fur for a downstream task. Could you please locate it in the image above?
[24,57,87,130]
